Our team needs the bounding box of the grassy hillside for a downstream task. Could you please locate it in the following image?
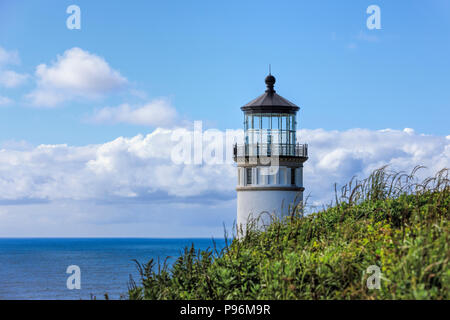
[128,167,449,300]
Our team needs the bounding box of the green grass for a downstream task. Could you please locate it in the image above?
[128,166,449,300]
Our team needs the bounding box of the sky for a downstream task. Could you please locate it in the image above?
[0,0,449,237]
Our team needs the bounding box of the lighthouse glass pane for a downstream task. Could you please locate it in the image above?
[281,131,286,145]
[290,132,296,145]
[254,115,261,129]
[261,130,267,145]
[272,114,280,129]
[262,116,270,129]
[271,130,279,145]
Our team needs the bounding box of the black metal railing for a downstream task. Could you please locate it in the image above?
[233,143,308,158]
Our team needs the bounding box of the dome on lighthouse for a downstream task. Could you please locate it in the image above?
[265,74,276,87]
[241,74,299,113]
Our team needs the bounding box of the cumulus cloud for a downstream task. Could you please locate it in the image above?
[301,128,449,206]
[0,70,29,88]
[0,127,448,208]
[0,128,235,203]
[0,126,448,236]
[26,47,127,107]
[90,99,178,127]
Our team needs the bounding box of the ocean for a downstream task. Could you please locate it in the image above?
[0,238,226,300]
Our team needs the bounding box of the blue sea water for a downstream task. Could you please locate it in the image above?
[0,238,226,300]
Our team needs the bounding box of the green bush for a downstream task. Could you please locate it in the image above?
[128,166,449,300]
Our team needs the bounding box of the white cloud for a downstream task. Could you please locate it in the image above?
[26,47,127,107]
[0,70,29,88]
[90,99,178,127]
[0,127,448,208]
[0,129,450,237]
[0,95,13,106]
[0,47,20,66]
[301,128,450,206]
[0,47,28,88]
[0,127,448,236]
[0,128,235,203]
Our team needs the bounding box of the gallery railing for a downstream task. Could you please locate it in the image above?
[233,143,308,158]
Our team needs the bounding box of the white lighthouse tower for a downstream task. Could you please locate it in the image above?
[233,73,308,232]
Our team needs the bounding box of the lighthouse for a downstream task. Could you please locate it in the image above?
[233,74,308,232]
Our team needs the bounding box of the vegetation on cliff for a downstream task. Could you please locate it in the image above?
[128,166,449,299]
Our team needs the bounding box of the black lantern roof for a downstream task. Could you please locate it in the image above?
[241,74,299,114]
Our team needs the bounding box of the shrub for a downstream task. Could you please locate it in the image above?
[128,166,449,300]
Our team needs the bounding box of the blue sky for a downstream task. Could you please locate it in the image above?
[0,0,449,237]
[1,0,449,144]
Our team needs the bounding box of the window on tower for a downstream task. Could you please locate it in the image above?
[246,168,252,185]
[291,168,296,185]
[241,112,298,156]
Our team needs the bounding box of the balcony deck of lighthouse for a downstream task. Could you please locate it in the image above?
[233,74,308,232]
